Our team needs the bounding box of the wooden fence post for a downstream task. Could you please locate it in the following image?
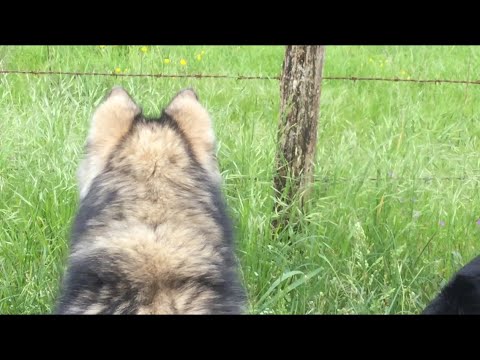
[273,45,325,228]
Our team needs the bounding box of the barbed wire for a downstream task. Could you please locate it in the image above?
[2,69,480,184]
[1,69,480,85]
[222,175,480,183]
[0,70,278,81]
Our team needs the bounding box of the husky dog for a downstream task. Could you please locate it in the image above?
[55,87,246,314]
[423,255,480,314]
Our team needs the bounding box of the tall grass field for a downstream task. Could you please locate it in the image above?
[1,46,480,314]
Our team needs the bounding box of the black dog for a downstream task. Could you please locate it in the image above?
[423,256,480,314]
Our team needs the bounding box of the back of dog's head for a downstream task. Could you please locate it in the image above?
[423,256,480,314]
[77,87,219,201]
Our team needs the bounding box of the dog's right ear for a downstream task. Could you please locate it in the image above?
[165,88,216,163]
[78,87,141,199]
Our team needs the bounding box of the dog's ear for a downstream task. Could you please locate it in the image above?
[78,87,141,199]
[88,86,140,152]
[165,88,216,167]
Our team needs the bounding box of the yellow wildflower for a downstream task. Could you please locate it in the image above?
[164,58,171,64]
[180,59,187,66]
[140,46,149,54]
[114,67,121,74]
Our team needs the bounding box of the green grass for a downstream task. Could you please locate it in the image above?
[1,45,480,314]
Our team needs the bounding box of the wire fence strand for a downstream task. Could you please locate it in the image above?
[223,175,480,183]
[2,68,480,185]
[1,69,480,85]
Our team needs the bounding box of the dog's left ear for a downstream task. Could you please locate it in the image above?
[78,87,141,199]
[88,86,141,152]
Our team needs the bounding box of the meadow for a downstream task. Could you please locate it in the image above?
[1,46,480,314]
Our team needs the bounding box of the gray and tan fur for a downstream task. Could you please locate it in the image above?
[55,87,246,314]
